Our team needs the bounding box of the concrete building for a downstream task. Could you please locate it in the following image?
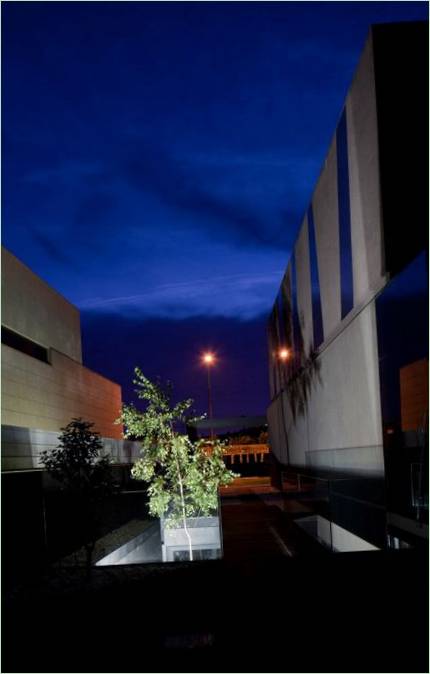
[267,22,428,546]
[1,247,138,470]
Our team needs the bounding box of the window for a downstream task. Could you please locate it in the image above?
[291,253,304,371]
[173,548,221,562]
[308,205,324,349]
[336,108,354,319]
[1,326,49,363]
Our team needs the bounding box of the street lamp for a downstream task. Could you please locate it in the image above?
[278,348,290,362]
[201,352,216,440]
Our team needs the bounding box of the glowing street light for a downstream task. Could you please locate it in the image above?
[278,348,290,362]
[201,352,216,440]
[202,352,215,366]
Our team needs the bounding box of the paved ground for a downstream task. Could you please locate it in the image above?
[2,489,428,673]
[220,475,277,496]
[221,495,313,560]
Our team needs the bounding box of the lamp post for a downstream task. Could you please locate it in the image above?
[202,352,216,440]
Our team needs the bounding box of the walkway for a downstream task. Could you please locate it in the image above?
[220,485,328,562]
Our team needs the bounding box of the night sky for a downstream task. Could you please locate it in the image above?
[3,1,427,417]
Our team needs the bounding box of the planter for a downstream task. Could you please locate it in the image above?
[160,514,222,562]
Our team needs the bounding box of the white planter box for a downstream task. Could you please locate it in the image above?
[160,515,222,562]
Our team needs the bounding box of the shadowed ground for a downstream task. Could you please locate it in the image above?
[3,491,428,673]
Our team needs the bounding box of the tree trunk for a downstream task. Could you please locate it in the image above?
[174,456,193,561]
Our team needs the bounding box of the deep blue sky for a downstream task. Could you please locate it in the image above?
[3,1,427,417]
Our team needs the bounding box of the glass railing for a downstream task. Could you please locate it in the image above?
[281,469,386,552]
[4,459,426,591]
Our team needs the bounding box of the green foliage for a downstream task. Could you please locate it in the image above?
[41,418,113,497]
[119,369,235,527]
[40,418,115,570]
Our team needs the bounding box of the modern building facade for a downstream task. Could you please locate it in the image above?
[1,247,139,470]
[267,22,428,545]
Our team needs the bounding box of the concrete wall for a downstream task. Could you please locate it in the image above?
[309,515,379,551]
[312,139,341,341]
[1,247,127,470]
[305,302,383,475]
[266,29,389,477]
[267,399,284,461]
[268,302,384,476]
[282,393,308,467]
[2,424,141,471]
[2,248,82,363]
[345,34,385,305]
[294,218,313,354]
[2,344,123,440]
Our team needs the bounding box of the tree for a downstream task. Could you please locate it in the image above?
[40,418,114,572]
[119,369,235,560]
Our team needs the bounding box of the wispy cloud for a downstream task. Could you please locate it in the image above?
[120,141,296,250]
[79,271,284,320]
[21,143,300,253]
[181,151,319,170]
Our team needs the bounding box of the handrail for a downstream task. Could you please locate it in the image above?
[223,444,269,464]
